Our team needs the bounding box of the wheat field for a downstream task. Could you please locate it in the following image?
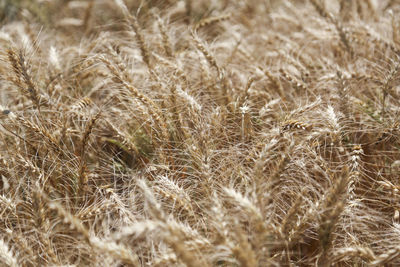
[0,0,400,266]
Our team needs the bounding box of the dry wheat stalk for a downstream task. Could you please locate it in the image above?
[114,0,151,68]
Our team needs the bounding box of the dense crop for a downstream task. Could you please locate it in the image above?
[1,0,400,266]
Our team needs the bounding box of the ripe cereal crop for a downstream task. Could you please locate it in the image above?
[0,0,400,266]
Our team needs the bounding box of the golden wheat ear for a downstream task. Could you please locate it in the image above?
[7,48,42,111]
